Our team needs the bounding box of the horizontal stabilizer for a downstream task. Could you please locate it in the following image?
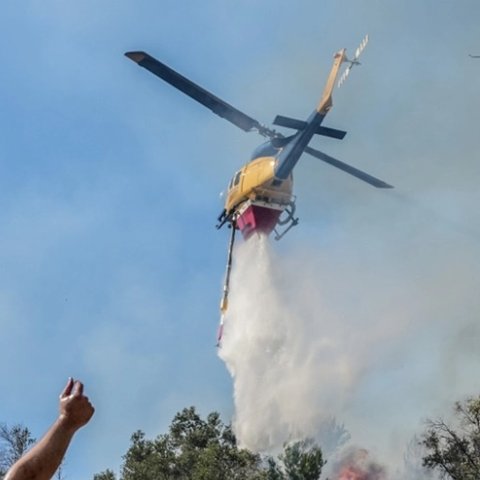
[273,115,346,139]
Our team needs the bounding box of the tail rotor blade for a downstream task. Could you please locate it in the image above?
[354,34,369,61]
[338,34,369,88]
[338,66,351,88]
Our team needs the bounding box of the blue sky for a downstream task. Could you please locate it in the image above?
[1,1,480,478]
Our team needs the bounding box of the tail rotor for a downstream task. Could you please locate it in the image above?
[338,34,369,88]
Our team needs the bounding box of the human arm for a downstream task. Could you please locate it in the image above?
[4,378,95,480]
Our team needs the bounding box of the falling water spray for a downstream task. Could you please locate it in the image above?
[218,234,362,453]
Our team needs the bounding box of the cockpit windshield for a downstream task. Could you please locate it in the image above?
[228,171,242,190]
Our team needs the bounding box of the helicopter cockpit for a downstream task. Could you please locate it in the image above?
[228,170,242,191]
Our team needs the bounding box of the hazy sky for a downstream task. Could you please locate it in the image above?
[1,1,479,479]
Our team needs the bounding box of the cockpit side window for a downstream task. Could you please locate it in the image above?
[233,171,242,186]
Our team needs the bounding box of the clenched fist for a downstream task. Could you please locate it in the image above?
[58,378,95,431]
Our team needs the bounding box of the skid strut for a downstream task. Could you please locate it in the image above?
[217,220,237,346]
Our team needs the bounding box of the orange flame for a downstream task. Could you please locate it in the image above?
[337,465,368,480]
[332,447,387,480]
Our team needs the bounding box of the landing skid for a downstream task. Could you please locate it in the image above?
[274,216,299,241]
[273,201,299,240]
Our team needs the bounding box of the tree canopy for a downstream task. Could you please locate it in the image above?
[0,423,35,479]
[95,407,325,480]
[421,395,480,480]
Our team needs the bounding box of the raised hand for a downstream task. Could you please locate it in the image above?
[59,378,95,431]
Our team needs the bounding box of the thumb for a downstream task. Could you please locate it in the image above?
[60,378,74,398]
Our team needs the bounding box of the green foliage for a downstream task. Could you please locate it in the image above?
[93,469,117,480]
[0,423,35,478]
[421,396,480,479]
[121,407,264,480]
[263,457,284,480]
[280,439,325,480]
[95,407,326,480]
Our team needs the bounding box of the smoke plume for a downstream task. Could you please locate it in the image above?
[218,211,479,477]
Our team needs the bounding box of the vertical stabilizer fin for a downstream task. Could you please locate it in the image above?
[316,49,346,115]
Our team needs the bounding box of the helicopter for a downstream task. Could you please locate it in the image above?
[125,36,393,344]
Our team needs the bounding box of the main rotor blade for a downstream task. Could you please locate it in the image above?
[304,146,393,188]
[125,51,264,133]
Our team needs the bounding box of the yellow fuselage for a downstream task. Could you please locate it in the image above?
[225,156,293,214]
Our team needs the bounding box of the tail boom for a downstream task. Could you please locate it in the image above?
[274,49,348,180]
[316,49,346,114]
